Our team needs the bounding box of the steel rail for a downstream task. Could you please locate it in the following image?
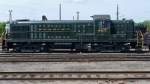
[0,71,149,80]
[0,53,149,62]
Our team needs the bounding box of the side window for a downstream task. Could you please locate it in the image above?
[98,20,110,28]
[97,20,110,33]
[103,20,110,28]
[98,21,103,28]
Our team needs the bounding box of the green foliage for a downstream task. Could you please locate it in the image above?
[0,22,5,37]
[142,20,150,32]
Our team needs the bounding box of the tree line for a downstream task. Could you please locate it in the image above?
[0,22,5,37]
[142,20,150,31]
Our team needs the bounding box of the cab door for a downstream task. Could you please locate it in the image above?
[95,20,111,42]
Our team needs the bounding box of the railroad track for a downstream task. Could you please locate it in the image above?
[0,71,150,84]
[0,71,150,80]
[0,52,150,83]
[0,53,149,62]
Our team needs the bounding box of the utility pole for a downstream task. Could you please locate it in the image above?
[9,10,13,23]
[59,3,62,20]
[73,16,75,20]
[117,4,119,20]
[76,11,80,20]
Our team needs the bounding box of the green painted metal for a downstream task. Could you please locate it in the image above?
[8,19,136,43]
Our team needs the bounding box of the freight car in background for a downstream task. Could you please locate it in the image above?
[2,15,149,52]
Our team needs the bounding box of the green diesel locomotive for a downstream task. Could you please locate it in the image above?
[2,15,146,52]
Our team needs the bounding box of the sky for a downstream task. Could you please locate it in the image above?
[0,0,150,22]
